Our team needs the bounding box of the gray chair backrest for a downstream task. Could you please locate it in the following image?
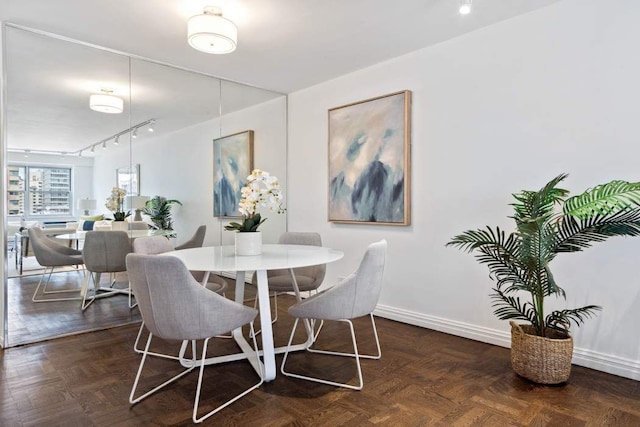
[126,254,257,340]
[269,232,326,286]
[133,235,173,255]
[28,227,83,266]
[83,231,131,273]
[292,240,387,320]
[175,225,206,250]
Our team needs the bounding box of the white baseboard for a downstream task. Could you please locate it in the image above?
[374,304,640,381]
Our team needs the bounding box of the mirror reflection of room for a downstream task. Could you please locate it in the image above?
[3,24,287,347]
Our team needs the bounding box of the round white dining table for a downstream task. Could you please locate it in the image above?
[55,229,174,241]
[161,244,344,381]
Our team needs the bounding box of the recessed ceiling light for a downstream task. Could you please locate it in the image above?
[459,0,472,15]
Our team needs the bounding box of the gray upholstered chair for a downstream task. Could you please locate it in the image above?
[281,239,387,390]
[174,225,206,250]
[250,232,325,327]
[28,227,84,303]
[132,235,173,255]
[126,254,263,423]
[81,230,133,310]
[173,225,228,295]
[132,234,229,357]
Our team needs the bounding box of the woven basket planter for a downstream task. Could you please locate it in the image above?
[510,321,574,384]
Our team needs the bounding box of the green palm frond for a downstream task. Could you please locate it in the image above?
[447,226,514,253]
[511,173,569,224]
[554,209,640,253]
[491,288,538,326]
[545,306,602,334]
[474,246,526,291]
[448,174,640,337]
[563,180,640,220]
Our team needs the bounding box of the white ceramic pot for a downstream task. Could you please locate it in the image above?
[235,231,262,256]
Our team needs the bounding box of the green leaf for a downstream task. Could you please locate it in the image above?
[563,180,640,220]
[545,305,602,334]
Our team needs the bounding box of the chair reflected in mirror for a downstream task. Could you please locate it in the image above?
[28,227,84,303]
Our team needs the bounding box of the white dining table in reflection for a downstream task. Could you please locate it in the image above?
[161,244,344,382]
[55,229,174,241]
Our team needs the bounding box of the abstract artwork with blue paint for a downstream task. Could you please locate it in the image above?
[329,91,410,225]
[213,130,254,217]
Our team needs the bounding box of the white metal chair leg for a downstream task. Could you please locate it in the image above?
[192,322,264,423]
[82,271,137,311]
[281,318,364,390]
[129,333,195,404]
[32,266,82,302]
[133,322,194,361]
[307,314,381,360]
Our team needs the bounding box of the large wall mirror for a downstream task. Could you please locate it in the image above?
[1,23,287,347]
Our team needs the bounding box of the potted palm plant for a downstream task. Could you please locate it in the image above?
[447,174,640,384]
[142,196,182,231]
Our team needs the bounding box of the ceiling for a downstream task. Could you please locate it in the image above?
[1,0,564,154]
[2,0,563,94]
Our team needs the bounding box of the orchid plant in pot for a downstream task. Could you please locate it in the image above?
[225,169,285,255]
[105,187,130,222]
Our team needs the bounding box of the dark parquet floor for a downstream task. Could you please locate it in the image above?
[7,268,141,346]
[1,282,640,426]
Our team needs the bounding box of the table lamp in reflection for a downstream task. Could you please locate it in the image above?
[127,195,150,221]
[77,198,97,216]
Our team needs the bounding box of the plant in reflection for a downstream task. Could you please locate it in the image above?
[143,196,182,231]
[225,169,285,232]
[105,187,130,221]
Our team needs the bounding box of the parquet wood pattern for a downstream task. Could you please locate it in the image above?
[1,293,639,426]
[7,270,142,346]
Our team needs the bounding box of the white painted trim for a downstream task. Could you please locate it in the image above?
[374,304,640,381]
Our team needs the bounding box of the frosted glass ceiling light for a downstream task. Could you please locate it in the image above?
[90,88,123,114]
[188,6,237,54]
[459,0,472,15]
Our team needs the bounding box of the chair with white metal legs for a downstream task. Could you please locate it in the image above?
[249,232,325,332]
[81,231,134,310]
[28,227,84,302]
[126,254,263,424]
[281,239,387,390]
[174,225,206,250]
[173,225,228,294]
[132,235,229,358]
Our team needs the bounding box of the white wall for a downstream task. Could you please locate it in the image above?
[288,0,640,380]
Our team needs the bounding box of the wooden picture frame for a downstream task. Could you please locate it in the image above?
[213,130,254,217]
[116,164,140,196]
[328,90,411,225]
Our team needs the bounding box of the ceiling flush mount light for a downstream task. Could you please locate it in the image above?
[459,0,472,15]
[188,6,237,54]
[89,88,123,114]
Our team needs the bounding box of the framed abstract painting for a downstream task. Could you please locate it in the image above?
[213,130,254,217]
[328,90,411,225]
